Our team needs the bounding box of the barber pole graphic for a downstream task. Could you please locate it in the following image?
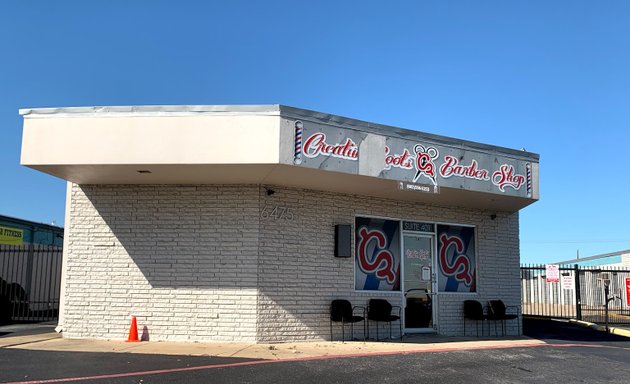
[293,120,303,165]
[526,163,532,198]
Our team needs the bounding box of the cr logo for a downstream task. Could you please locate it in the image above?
[413,144,439,185]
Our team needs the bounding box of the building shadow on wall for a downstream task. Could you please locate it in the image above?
[80,184,387,341]
[82,185,259,290]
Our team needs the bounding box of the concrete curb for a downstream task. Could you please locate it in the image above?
[568,319,630,338]
[609,327,630,338]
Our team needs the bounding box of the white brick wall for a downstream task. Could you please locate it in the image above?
[257,186,521,341]
[62,183,521,342]
[64,185,260,342]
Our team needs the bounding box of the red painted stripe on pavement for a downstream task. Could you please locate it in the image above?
[3,342,628,384]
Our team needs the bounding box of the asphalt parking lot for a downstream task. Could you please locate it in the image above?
[0,318,629,384]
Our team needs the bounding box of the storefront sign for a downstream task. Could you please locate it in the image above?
[355,217,400,291]
[403,221,435,233]
[384,146,413,170]
[440,156,490,181]
[291,120,535,199]
[0,226,24,245]
[492,164,526,191]
[437,224,475,293]
[546,264,560,283]
[303,132,358,161]
[411,145,439,185]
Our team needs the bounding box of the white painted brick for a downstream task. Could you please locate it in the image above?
[62,184,521,343]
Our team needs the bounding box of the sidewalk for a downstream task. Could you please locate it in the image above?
[6,318,629,360]
[0,328,546,360]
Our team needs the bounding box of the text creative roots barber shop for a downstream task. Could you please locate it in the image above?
[20,105,539,342]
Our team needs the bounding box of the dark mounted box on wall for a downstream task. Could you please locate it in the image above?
[334,224,352,258]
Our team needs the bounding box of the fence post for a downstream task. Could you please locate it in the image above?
[574,264,582,320]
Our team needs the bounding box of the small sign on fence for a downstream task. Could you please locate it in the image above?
[546,264,559,283]
[626,278,630,307]
[561,272,574,290]
[562,272,575,289]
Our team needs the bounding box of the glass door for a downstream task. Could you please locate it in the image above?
[402,234,435,332]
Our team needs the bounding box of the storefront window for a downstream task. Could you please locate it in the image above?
[437,224,476,292]
[355,217,401,291]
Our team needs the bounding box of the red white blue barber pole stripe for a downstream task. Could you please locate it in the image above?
[526,162,532,198]
[294,120,303,165]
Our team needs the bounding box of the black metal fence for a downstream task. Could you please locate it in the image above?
[1,244,63,323]
[521,264,630,324]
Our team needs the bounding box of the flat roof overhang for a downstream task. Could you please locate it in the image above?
[24,163,532,211]
[20,105,539,212]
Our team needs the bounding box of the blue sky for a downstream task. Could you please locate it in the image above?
[1,1,629,263]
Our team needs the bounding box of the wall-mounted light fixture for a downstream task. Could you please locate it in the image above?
[266,188,275,196]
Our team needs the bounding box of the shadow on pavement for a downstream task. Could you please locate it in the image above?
[523,317,630,342]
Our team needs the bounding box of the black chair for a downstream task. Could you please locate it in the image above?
[330,299,366,341]
[463,300,486,337]
[487,300,520,336]
[367,299,402,341]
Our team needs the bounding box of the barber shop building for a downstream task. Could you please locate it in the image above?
[20,105,539,342]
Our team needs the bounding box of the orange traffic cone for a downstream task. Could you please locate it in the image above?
[126,316,140,342]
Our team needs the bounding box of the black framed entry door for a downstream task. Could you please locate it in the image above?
[402,233,436,332]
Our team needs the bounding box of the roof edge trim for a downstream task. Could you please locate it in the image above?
[19,104,282,117]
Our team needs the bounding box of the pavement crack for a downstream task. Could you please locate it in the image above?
[226,345,256,358]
